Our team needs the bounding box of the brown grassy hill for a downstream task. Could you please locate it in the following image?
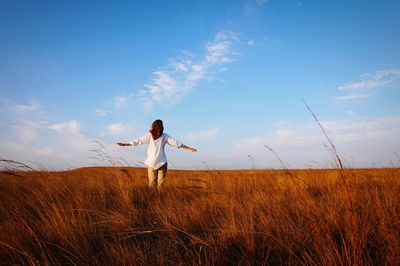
[0,167,399,265]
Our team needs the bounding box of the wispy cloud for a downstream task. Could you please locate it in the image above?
[16,120,42,141]
[182,127,220,141]
[1,99,44,141]
[236,116,400,149]
[0,97,124,168]
[139,31,242,109]
[205,31,240,65]
[0,97,42,113]
[15,100,42,112]
[47,120,94,152]
[105,122,136,137]
[48,120,80,134]
[94,94,133,117]
[95,108,111,117]
[338,69,400,91]
[336,68,400,101]
[233,116,400,167]
[106,123,124,136]
[114,95,130,109]
[334,93,375,101]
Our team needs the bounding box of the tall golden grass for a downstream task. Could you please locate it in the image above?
[0,166,399,265]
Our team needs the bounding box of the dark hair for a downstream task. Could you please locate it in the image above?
[150,119,164,140]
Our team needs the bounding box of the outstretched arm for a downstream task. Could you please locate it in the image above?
[165,134,197,152]
[180,144,197,152]
[117,133,150,147]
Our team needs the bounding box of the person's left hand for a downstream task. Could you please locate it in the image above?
[117,143,131,146]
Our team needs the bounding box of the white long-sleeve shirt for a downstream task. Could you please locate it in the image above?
[129,132,182,169]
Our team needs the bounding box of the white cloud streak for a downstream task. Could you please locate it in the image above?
[233,116,400,167]
[106,123,124,136]
[1,98,116,168]
[205,32,239,65]
[47,120,95,151]
[114,95,130,109]
[94,95,133,117]
[95,108,111,117]
[15,100,42,112]
[338,69,400,91]
[48,120,80,134]
[334,93,375,101]
[336,68,400,101]
[105,122,136,137]
[140,31,241,109]
[16,120,42,141]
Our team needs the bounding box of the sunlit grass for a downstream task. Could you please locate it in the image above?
[0,166,399,265]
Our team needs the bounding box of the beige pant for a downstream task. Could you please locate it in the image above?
[147,163,168,191]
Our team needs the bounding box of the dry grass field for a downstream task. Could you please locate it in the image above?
[0,166,399,265]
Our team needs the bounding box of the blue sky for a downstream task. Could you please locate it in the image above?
[1,0,400,169]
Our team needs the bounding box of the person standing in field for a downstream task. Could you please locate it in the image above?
[117,119,197,191]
